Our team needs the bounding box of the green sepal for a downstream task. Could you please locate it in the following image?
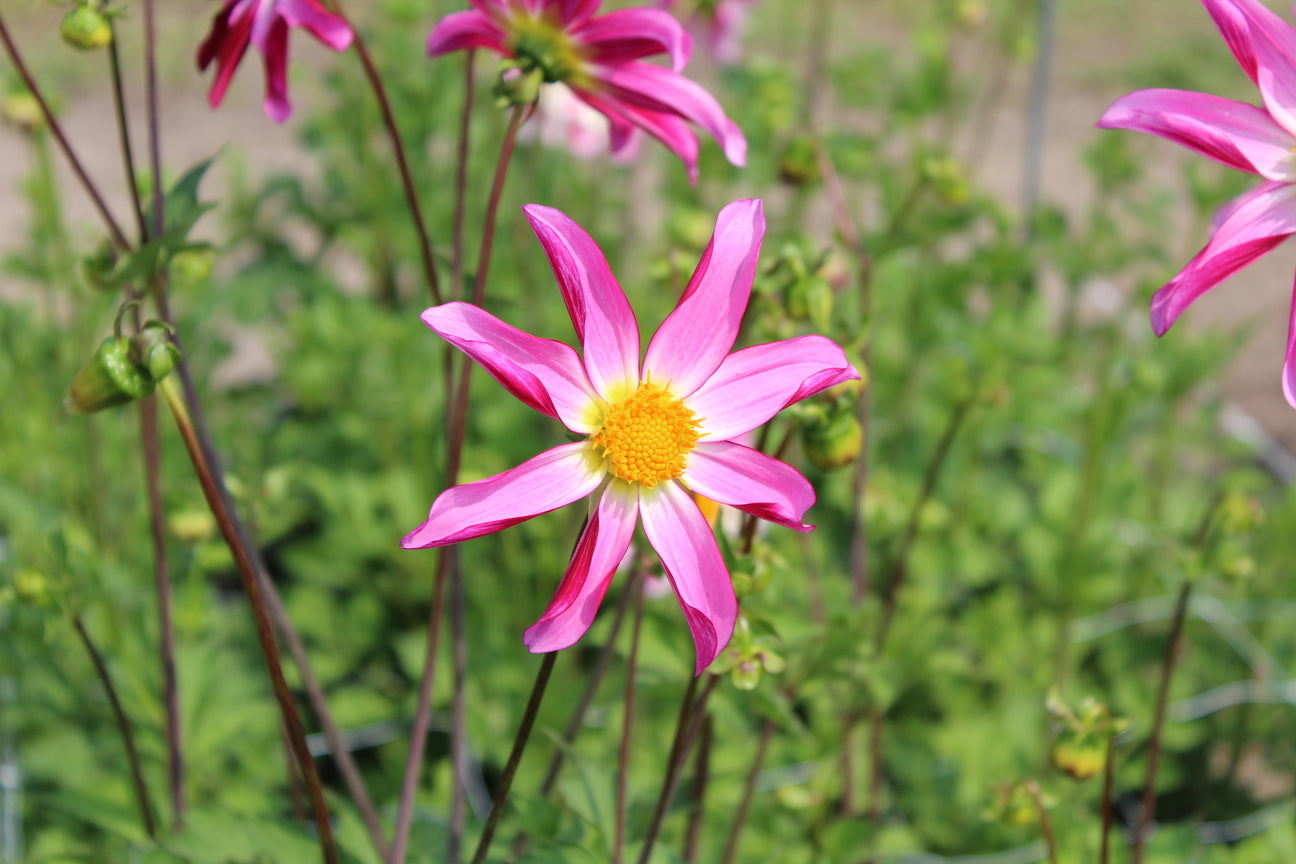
[66,335,155,414]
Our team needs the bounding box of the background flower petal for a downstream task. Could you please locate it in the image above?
[1151,181,1296,335]
[578,8,692,71]
[278,0,353,50]
[576,89,701,182]
[423,302,602,433]
[1098,89,1296,180]
[643,199,764,397]
[522,205,641,400]
[402,442,603,549]
[683,442,815,532]
[685,335,860,441]
[1285,272,1296,408]
[523,483,638,653]
[639,481,736,675]
[427,9,509,56]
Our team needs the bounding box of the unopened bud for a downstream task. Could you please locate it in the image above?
[2,91,43,133]
[1050,729,1106,780]
[66,322,177,414]
[802,405,863,471]
[169,247,216,287]
[131,322,179,383]
[61,5,113,51]
[494,65,543,109]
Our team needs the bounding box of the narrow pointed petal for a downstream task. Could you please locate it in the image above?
[402,443,602,548]
[1151,180,1296,334]
[643,199,765,397]
[1098,89,1296,180]
[423,302,602,433]
[524,483,638,653]
[578,9,692,71]
[686,335,860,441]
[683,442,815,532]
[579,89,701,182]
[278,0,353,50]
[261,19,292,122]
[593,61,747,166]
[427,9,508,56]
[639,481,736,675]
[522,205,640,400]
[1202,0,1265,84]
[1285,273,1296,407]
[559,0,601,27]
[199,6,255,108]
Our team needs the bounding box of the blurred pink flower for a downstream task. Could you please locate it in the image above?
[522,82,643,161]
[427,0,746,182]
[658,0,759,66]
[403,199,859,673]
[1099,0,1296,407]
[198,0,353,122]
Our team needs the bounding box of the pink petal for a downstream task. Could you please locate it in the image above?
[1202,0,1265,85]
[685,335,860,441]
[522,205,641,400]
[427,9,509,57]
[278,0,353,50]
[682,442,814,532]
[577,8,692,72]
[592,61,746,166]
[578,88,701,182]
[1151,180,1296,335]
[1098,89,1296,180]
[639,480,736,675]
[402,442,603,548]
[1285,272,1296,407]
[558,0,602,27]
[523,483,638,653]
[643,199,765,397]
[261,17,292,122]
[422,302,602,433]
[199,4,254,109]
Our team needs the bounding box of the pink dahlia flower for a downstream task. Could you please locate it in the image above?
[427,0,747,183]
[1098,0,1296,407]
[198,0,353,122]
[402,199,859,673]
[658,0,759,67]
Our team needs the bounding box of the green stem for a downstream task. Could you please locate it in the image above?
[1131,580,1192,864]
[468,652,558,864]
[719,719,775,864]
[72,616,157,840]
[612,568,647,864]
[1099,735,1115,864]
[106,26,146,242]
[1025,781,1058,864]
[158,379,339,864]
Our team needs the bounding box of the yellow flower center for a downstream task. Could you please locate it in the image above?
[592,382,701,487]
[509,14,587,84]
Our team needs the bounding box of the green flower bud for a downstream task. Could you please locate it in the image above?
[778,134,821,187]
[1050,729,1106,780]
[67,335,156,414]
[494,65,544,109]
[61,5,113,51]
[2,90,43,133]
[169,247,216,287]
[131,322,179,383]
[802,405,863,471]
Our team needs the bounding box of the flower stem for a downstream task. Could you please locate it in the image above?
[72,615,157,840]
[1025,780,1058,864]
[0,10,130,251]
[389,551,449,864]
[612,570,647,864]
[682,715,713,864]
[1131,580,1192,864]
[469,104,526,306]
[142,0,163,243]
[452,51,476,297]
[1099,734,1115,864]
[448,549,470,864]
[106,27,146,242]
[468,652,558,864]
[342,14,442,305]
[636,675,719,864]
[157,379,338,864]
[719,719,775,864]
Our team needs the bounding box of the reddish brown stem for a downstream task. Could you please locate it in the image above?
[720,719,775,864]
[612,573,647,864]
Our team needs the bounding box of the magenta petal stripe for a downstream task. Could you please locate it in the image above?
[523,483,638,653]
[683,442,815,533]
[686,335,860,442]
[427,9,509,56]
[422,302,601,432]
[522,205,641,399]
[402,443,603,549]
[578,8,692,72]
[639,481,737,674]
[644,199,765,397]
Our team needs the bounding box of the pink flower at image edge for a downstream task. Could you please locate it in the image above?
[1098,0,1296,407]
[426,0,746,183]
[402,199,859,673]
[198,0,353,122]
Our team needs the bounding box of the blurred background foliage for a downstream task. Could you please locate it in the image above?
[1,0,1295,862]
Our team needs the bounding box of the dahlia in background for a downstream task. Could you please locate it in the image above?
[658,0,759,66]
[427,0,746,182]
[198,0,353,122]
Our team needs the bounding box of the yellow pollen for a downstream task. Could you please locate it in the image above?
[591,382,701,487]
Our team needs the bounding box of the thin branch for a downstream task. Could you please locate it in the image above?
[719,719,775,864]
[683,715,713,864]
[1099,736,1115,864]
[452,51,476,297]
[612,572,646,864]
[448,549,469,864]
[106,28,146,242]
[73,616,157,839]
